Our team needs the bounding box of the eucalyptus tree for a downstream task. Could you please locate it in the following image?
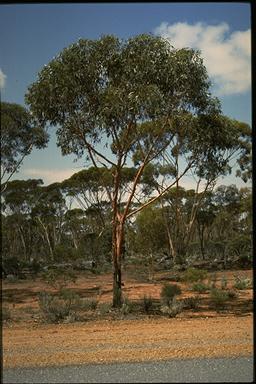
[209,184,251,268]
[61,167,130,231]
[63,208,86,250]
[1,179,44,261]
[195,190,217,260]
[26,33,239,306]
[31,182,67,260]
[1,102,48,188]
[134,203,168,279]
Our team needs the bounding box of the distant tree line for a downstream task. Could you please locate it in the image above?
[2,173,252,277]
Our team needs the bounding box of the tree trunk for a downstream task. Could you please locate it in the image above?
[112,219,124,308]
[18,227,27,260]
[197,224,206,260]
[37,218,54,260]
[161,205,176,265]
[71,230,78,249]
[148,252,154,281]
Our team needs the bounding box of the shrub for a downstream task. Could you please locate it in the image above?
[38,289,82,323]
[182,268,207,283]
[82,299,98,311]
[227,289,238,299]
[192,282,209,293]
[220,275,228,290]
[182,296,200,310]
[6,274,18,283]
[2,305,12,321]
[160,297,184,318]
[161,284,181,307]
[3,256,21,277]
[210,288,229,309]
[142,295,154,313]
[233,275,251,290]
[41,267,77,291]
[120,297,134,315]
[98,302,112,315]
[164,273,181,282]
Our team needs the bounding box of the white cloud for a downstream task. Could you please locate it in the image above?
[0,68,6,89]
[154,22,251,96]
[24,168,77,185]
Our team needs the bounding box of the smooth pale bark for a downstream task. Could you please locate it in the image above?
[36,217,54,260]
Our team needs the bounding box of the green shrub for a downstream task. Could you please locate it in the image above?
[160,297,184,318]
[233,275,251,290]
[161,284,181,307]
[6,274,18,283]
[3,256,21,277]
[182,296,200,310]
[210,288,229,309]
[142,295,154,313]
[81,299,98,311]
[182,268,207,283]
[38,289,82,323]
[192,282,209,293]
[165,273,181,282]
[120,297,134,315]
[2,305,12,321]
[221,275,228,290]
[98,302,112,315]
[227,289,238,299]
[29,260,42,275]
[41,267,77,291]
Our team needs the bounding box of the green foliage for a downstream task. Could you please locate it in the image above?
[182,296,200,310]
[192,282,209,293]
[160,283,181,306]
[52,244,76,262]
[220,275,228,290]
[210,288,229,309]
[76,298,98,311]
[160,297,184,318]
[38,289,83,323]
[226,289,238,299]
[1,305,12,321]
[41,266,77,291]
[120,297,134,315]
[135,205,167,255]
[182,268,207,283]
[5,274,18,283]
[1,102,48,179]
[233,275,251,290]
[98,303,112,315]
[141,295,154,313]
[3,256,22,277]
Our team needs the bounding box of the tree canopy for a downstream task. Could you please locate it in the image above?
[1,102,49,185]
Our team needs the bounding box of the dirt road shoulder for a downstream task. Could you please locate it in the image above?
[3,315,253,368]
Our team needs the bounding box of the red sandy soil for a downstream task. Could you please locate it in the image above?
[2,268,253,368]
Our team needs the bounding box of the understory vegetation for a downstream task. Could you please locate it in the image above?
[2,269,252,324]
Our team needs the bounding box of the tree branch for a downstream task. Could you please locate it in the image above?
[126,161,195,219]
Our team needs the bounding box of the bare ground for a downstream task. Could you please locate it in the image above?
[2,268,253,368]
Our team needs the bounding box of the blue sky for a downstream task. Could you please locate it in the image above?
[0,2,252,188]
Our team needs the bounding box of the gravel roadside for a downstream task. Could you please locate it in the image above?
[3,315,253,369]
